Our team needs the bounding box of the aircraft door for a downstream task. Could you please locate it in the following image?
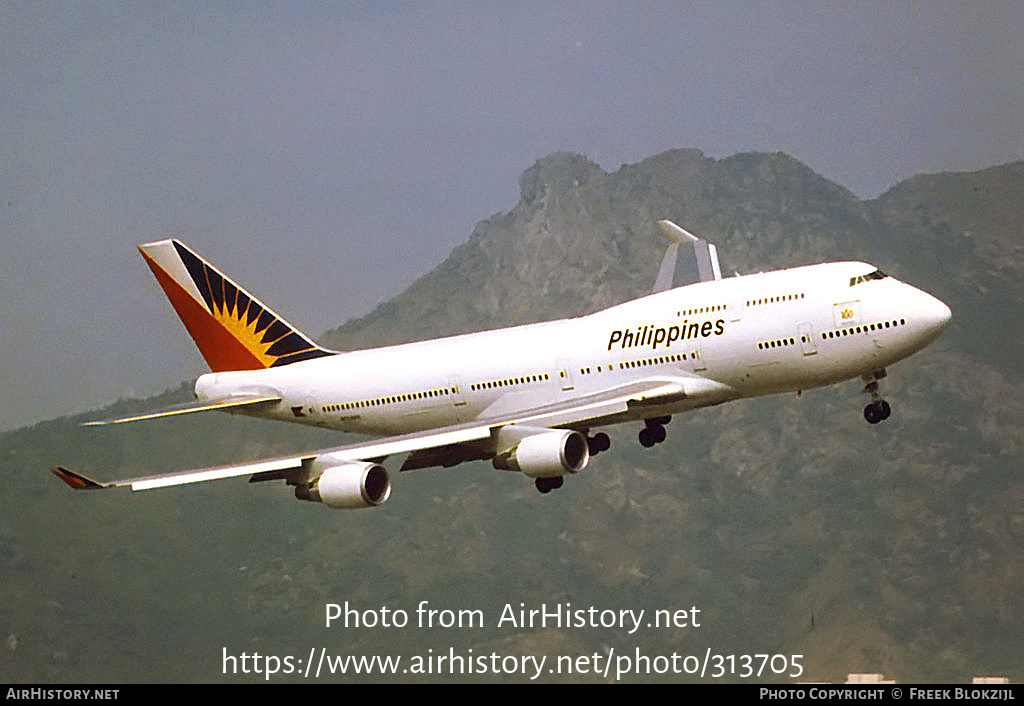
[557,359,575,391]
[304,394,328,427]
[691,342,707,372]
[448,376,467,421]
[798,322,818,356]
[729,297,744,322]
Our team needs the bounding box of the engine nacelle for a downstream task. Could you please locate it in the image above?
[295,461,391,509]
[492,428,590,478]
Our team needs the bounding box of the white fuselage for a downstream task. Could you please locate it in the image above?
[194,261,951,435]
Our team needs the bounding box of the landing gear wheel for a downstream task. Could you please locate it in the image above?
[638,425,667,447]
[639,427,656,447]
[864,399,891,424]
[639,416,669,447]
[587,432,611,455]
[535,476,564,494]
[864,403,881,424]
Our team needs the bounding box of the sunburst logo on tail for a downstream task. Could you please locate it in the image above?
[138,240,334,372]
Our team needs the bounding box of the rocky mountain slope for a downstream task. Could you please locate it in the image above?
[3,150,1022,683]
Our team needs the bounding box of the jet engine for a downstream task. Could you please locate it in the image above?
[295,461,391,509]
[492,427,590,478]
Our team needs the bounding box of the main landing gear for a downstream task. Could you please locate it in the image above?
[588,432,611,455]
[535,476,564,494]
[862,369,892,425]
[639,416,671,448]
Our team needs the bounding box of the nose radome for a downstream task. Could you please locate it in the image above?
[915,289,952,340]
[927,295,952,331]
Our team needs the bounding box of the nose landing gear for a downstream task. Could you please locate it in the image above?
[864,398,892,424]
[862,370,892,424]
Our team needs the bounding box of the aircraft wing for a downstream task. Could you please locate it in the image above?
[52,375,732,492]
[52,454,308,491]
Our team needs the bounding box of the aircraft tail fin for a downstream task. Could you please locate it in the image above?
[138,240,335,372]
[652,220,722,293]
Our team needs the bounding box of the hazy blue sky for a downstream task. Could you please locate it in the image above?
[2,2,1021,430]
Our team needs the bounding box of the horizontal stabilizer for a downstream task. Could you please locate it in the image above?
[83,393,281,426]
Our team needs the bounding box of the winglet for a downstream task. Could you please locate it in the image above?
[656,219,700,244]
[50,467,113,490]
[652,220,722,293]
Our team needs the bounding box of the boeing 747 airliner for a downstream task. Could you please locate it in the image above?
[52,221,950,504]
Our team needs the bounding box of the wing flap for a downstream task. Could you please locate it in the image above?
[128,455,306,490]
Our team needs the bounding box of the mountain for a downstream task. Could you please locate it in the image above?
[320,150,873,350]
[3,150,1022,683]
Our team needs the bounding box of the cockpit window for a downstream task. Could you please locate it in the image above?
[849,270,888,286]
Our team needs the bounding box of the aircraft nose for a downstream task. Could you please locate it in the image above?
[915,290,952,341]
[926,295,952,331]
[935,299,952,329]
